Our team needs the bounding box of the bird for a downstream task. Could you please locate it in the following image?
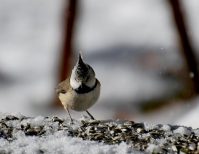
[56,53,101,123]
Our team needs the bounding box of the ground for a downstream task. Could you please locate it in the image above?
[0,113,198,154]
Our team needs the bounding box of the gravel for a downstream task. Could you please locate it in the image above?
[0,113,199,153]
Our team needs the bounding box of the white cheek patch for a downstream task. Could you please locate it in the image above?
[70,78,81,89]
[86,78,96,88]
[70,69,81,89]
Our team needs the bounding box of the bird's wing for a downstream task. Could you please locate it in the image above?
[55,78,70,95]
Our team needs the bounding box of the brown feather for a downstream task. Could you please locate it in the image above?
[55,78,71,95]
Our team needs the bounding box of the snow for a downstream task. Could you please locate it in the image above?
[161,125,171,131]
[189,143,196,151]
[146,144,161,153]
[143,123,159,131]
[0,134,140,154]
[173,126,191,136]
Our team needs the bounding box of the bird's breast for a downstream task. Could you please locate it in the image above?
[59,81,100,111]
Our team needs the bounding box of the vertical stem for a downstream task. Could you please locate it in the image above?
[168,0,199,94]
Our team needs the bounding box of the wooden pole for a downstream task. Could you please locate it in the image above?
[168,0,199,94]
[59,0,78,81]
[54,0,78,107]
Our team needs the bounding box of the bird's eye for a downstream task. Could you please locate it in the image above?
[60,90,66,94]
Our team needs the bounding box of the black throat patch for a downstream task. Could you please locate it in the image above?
[74,80,97,94]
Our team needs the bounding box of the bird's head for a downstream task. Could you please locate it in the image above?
[70,53,96,89]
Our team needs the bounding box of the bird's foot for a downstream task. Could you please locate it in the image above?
[86,110,95,120]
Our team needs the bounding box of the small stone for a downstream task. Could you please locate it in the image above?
[133,123,144,129]
[136,128,144,133]
[124,121,134,126]
[89,120,101,125]
[5,115,19,121]
[52,117,63,123]
[25,126,44,136]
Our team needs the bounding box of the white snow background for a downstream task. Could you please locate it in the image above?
[0,0,199,130]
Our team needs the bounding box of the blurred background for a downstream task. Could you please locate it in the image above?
[0,0,199,128]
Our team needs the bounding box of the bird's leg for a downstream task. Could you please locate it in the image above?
[65,107,73,124]
[86,110,95,120]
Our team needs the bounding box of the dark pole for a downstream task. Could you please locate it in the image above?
[55,0,78,107]
[168,0,199,94]
[59,0,78,82]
